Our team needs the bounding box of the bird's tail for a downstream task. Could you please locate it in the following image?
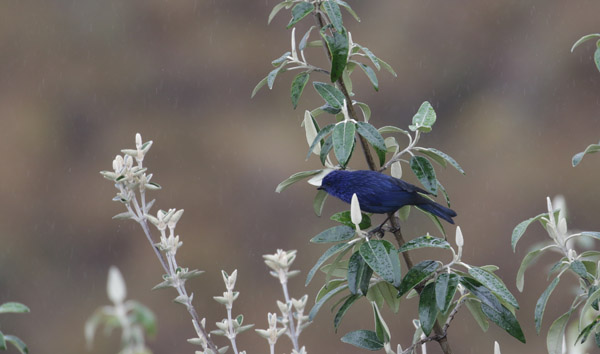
[417,202,457,224]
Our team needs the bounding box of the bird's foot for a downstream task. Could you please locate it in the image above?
[368,225,393,239]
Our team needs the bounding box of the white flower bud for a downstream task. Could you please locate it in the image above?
[107,266,126,304]
[455,226,464,248]
[351,193,362,227]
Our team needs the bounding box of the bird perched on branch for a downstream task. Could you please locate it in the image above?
[317,169,457,224]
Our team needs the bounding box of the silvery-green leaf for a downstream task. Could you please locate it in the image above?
[340,330,384,351]
[313,82,345,109]
[410,156,437,195]
[0,303,29,314]
[268,0,293,24]
[287,2,314,28]
[251,76,268,98]
[323,1,343,32]
[332,121,356,167]
[572,142,600,166]
[291,72,310,109]
[534,277,560,334]
[334,0,360,22]
[408,101,436,133]
[571,33,600,52]
[546,310,572,354]
[511,213,547,251]
[276,170,322,193]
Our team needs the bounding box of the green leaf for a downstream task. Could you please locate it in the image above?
[0,302,30,314]
[416,147,447,167]
[579,287,600,329]
[410,155,437,195]
[355,102,371,122]
[299,26,317,51]
[313,189,328,217]
[323,1,343,32]
[311,225,355,243]
[595,46,600,72]
[408,101,436,133]
[356,122,387,165]
[323,28,349,82]
[398,235,451,253]
[341,330,384,351]
[437,181,451,207]
[348,251,373,295]
[468,267,519,309]
[331,210,371,230]
[272,51,291,66]
[397,260,439,297]
[376,57,397,77]
[307,124,335,159]
[418,282,438,336]
[275,169,322,193]
[378,125,410,135]
[372,303,391,343]
[287,2,314,28]
[332,121,356,167]
[315,279,346,302]
[511,212,547,251]
[356,62,378,91]
[306,242,354,286]
[516,248,545,292]
[461,277,500,309]
[367,281,400,313]
[572,142,600,166]
[481,302,526,343]
[267,64,287,89]
[356,45,380,70]
[334,294,361,331]
[547,311,572,354]
[576,319,599,345]
[320,135,333,165]
[571,260,591,280]
[309,283,349,320]
[571,33,600,52]
[417,148,465,175]
[291,72,310,109]
[4,335,28,354]
[313,82,346,109]
[461,278,526,343]
[334,0,360,22]
[359,240,402,287]
[251,76,268,98]
[579,231,600,240]
[268,0,293,24]
[0,331,5,350]
[465,298,489,331]
[534,277,560,334]
[435,273,459,313]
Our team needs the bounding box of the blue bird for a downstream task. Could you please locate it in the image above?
[318,170,457,224]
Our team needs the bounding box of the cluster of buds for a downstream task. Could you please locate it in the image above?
[212,270,254,353]
[276,295,310,338]
[188,319,229,354]
[151,209,184,257]
[101,134,159,202]
[264,250,301,284]
[542,196,569,250]
[255,312,287,348]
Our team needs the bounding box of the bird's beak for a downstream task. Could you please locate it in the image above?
[317,186,324,190]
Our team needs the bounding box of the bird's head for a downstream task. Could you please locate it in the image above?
[313,169,345,194]
[307,169,338,192]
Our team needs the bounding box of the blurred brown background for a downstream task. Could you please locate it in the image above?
[0,0,599,353]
